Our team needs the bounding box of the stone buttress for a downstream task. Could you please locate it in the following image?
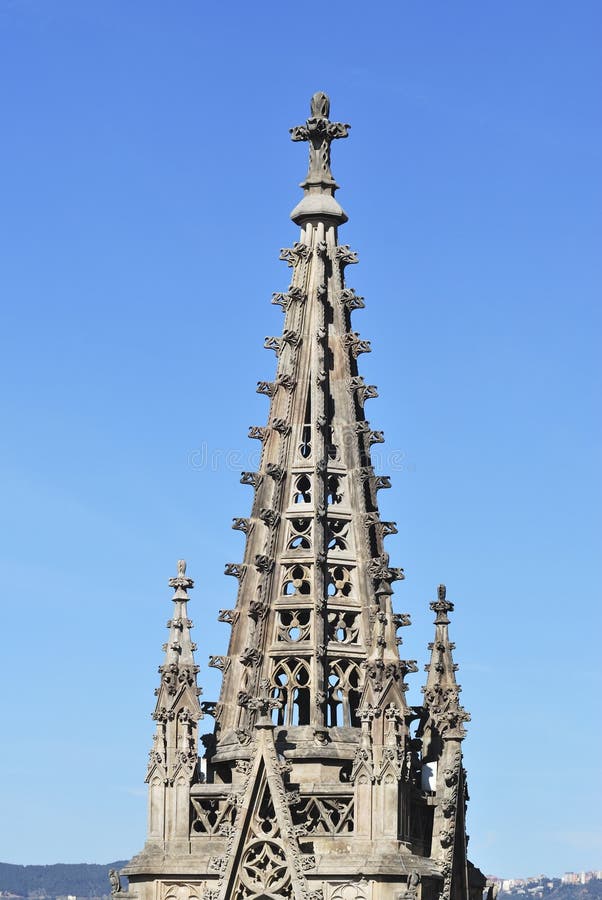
[121,94,487,900]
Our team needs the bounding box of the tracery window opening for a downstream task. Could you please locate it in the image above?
[277,608,311,643]
[327,610,360,644]
[270,658,311,726]
[286,517,312,552]
[282,564,312,596]
[326,517,350,552]
[191,796,237,835]
[327,565,353,598]
[327,659,362,727]
[292,473,312,504]
[290,795,354,835]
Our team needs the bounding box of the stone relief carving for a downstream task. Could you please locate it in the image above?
[329,879,370,899]
[159,883,207,900]
[403,872,420,899]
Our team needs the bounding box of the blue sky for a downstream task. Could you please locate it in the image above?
[0,0,600,879]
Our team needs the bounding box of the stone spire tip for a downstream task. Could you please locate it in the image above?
[289,91,350,226]
[168,558,194,596]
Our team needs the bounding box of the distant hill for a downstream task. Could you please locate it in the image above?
[501,880,602,900]
[0,862,128,899]
[544,886,602,900]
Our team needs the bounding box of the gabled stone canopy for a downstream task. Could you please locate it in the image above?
[121,94,487,900]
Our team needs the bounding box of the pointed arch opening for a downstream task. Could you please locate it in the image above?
[270,658,311,726]
[327,659,362,727]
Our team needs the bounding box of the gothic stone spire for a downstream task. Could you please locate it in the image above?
[213,92,412,753]
[420,584,473,900]
[122,94,487,900]
[145,560,203,852]
[422,584,470,742]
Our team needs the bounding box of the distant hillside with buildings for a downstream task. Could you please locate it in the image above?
[0,863,128,900]
[496,873,602,899]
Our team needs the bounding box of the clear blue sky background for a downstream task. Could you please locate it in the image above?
[0,0,600,879]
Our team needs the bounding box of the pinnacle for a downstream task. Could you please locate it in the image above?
[422,584,470,740]
[146,560,203,787]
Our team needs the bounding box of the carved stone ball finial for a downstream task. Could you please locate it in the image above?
[311,91,330,119]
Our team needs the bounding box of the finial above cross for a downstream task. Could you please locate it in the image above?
[290,92,350,189]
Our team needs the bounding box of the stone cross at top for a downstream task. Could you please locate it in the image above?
[290,91,350,189]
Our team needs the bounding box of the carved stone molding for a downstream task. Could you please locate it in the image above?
[248,599,269,621]
[248,425,267,441]
[349,376,378,405]
[240,472,262,488]
[224,563,246,580]
[279,242,312,267]
[232,517,252,533]
[208,655,230,673]
[374,475,392,491]
[254,554,274,573]
[339,287,365,310]
[272,286,306,309]
[272,417,290,435]
[334,245,359,267]
[342,332,372,357]
[256,380,277,397]
[239,647,263,667]
[259,507,281,527]
[266,463,285,482]
[276,373,297,392]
